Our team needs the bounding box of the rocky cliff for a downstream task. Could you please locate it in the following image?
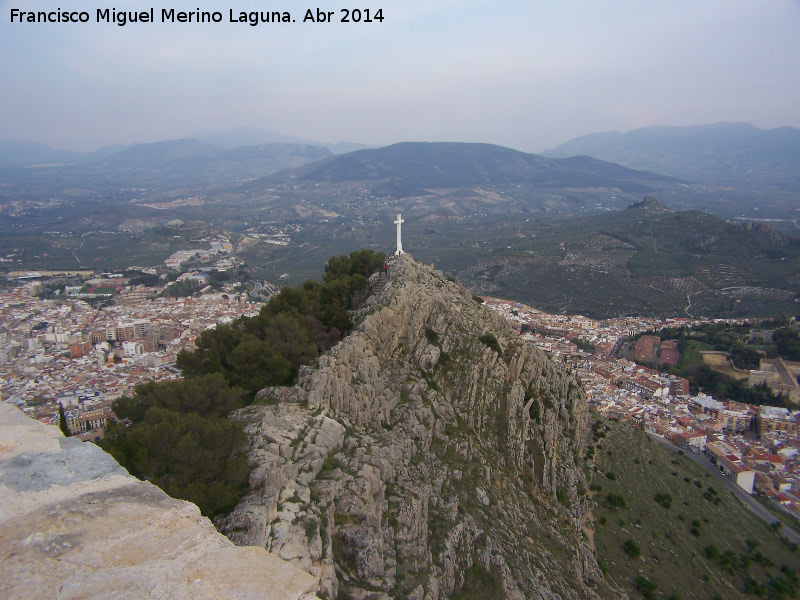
[221,255,623,599]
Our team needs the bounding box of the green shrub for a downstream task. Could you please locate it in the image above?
[624,539,642,558]
[720,550,738,573]
[425,327,440,345]
[479,333,502,355]
[743,579,765,596]
[101,408,250,518]
[177,248,385,398]
[605,493,626,510]
[529,399,541,423]
[634,575,657,600]
[597,558,608,575]
[304,518,319,541]
[654,492,672,509]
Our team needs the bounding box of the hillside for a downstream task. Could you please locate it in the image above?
[181,142,691,242]
[0,140,333,234]
[238,197,799,320]
[589,418,799,600]
[183,142,688,233]
[278,142,678,191]
[219,255,619,599]
[422,198,800,319]
[543,123,800,190]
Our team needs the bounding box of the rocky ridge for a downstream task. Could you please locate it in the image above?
[221,255,624,599]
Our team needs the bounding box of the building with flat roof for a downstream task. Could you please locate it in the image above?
[757,406,798,438]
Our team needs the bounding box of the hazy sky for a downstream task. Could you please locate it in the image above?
[1,0,799,152]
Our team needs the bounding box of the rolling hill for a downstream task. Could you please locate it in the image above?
[444,197,800,318]
[543,122,800,190]
[275,141,679,191]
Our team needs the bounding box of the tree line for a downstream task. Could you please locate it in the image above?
[101,248,385,518]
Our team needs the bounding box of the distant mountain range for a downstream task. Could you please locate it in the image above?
[0,138,335,198]
[191,127,369,154]
[91,139,333,186]
[0,140,84,166]
[7,121,798,190]
[0,127,368,168]
[543,122,800,189]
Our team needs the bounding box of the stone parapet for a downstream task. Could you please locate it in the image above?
[0,402,319,600]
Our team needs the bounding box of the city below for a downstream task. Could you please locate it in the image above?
[483,297,800,526]
[2,257,799,532]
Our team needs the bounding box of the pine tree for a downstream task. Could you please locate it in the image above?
[58,402,71,437]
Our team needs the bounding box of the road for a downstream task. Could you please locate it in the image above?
[250,280,263,300]
[651,435,800,546]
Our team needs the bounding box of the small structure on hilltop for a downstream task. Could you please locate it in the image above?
[393,213,405,256]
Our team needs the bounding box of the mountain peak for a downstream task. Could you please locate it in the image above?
[263,141,676,191]
[220,254,616,599]
[626,195,672,212]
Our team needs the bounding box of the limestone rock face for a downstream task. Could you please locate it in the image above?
[0,403,319,600]
[226,255,625,599]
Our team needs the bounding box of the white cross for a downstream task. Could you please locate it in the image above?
[394,213,405,255]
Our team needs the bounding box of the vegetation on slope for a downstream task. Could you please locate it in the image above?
[176,248,384,396]
[588,418,799,600]
[101,248,385,518]
[451,200,800,319]
[626,319,799,407]
[275,198,800,320]
[281,141,675,190]
[101,374,250,517]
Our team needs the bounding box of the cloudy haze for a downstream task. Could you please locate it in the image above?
[1,0,799,152]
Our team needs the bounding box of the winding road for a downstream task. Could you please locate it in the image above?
[685,291,702,318]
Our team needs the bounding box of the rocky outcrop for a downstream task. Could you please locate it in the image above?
[222,255,624,599]
[0,402,320,600]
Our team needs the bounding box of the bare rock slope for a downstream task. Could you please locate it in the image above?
[221,255,623,599]
[0,402,320,600]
